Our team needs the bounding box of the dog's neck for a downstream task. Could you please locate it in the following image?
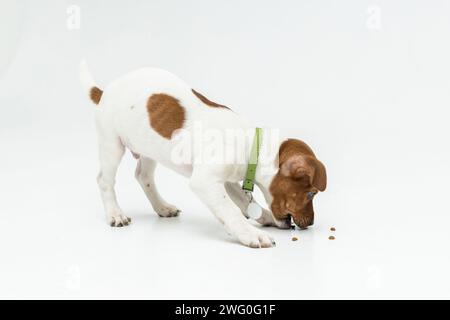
[253,134,286,205]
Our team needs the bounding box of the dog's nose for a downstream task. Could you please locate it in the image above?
[296,216,313,229]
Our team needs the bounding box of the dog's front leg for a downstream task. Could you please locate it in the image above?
[224,182,278,227]
[190,171,275,248]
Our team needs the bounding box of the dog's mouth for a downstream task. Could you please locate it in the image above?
[271,214,292,229]
[285,212,313,230]
[273,212,313,230]
[276,215,293,229]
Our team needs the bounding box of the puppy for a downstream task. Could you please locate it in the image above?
[79,62,327,248]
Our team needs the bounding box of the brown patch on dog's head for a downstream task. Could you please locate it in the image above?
[90,86,103,105]
[146,93,185,139]
[192,89,230,110]
[269,139,327,229]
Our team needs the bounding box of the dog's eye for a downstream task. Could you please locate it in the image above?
[307,191,316,200]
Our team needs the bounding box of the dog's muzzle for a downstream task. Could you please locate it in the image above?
[294,215,314,229]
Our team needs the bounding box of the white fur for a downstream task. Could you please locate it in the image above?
[80,62,287,248]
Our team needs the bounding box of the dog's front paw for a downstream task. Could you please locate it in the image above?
[155,204,181,218]
[109,214,131,227]
[234,225,276,248]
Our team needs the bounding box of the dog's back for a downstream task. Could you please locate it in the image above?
[80,62,251,174]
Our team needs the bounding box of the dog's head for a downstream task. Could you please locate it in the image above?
[269,139,327,229]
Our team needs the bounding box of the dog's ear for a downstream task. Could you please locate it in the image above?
[310,158,327,191]
[280,155,327,191]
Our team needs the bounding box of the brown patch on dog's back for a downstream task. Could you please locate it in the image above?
[90,86,103,105]
[192,89,229,110]
[146,93,185,139]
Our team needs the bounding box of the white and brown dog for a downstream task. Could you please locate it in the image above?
[79,61,326,248]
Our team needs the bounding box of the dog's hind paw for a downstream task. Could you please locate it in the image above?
[109,215,131,227]
[155,204,180,218]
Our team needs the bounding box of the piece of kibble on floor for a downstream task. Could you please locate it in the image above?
[292,237,298,241]
[330,227,336,231]
[328,236,335,240]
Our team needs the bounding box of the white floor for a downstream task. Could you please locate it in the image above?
[1,128,449,299]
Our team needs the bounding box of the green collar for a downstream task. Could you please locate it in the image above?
[242,127,263,192]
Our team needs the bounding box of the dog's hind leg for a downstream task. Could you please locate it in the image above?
[97,137,131,227]
[224,182,277,227]
[135,157,180,217]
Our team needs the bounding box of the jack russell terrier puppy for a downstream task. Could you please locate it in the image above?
[79,61,327,248]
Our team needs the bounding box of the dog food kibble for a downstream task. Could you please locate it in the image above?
[328,236,335,240]
[330,227,336,231]
[292,237,298,241]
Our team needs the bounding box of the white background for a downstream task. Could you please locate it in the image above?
[1,0,450,299]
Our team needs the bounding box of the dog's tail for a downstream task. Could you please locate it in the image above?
[79,60,103,105]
